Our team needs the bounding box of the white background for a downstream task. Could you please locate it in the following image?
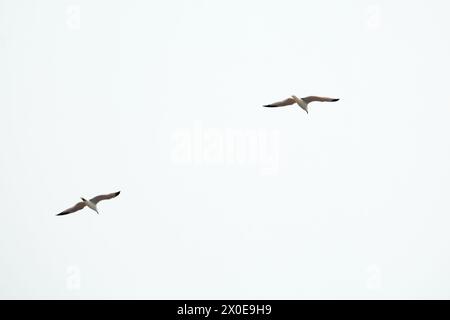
[1,0,450,299]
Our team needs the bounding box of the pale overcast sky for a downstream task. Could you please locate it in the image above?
[1,0,450,299]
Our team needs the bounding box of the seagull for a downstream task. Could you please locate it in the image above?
[56,191,120,216]
[263,95,339,113]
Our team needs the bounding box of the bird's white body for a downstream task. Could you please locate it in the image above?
[291,95,309,113]
[83,198,98,213]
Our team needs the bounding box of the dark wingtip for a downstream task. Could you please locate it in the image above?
[332,99,340,102]
[263,105,275,108]
[116,191,121,196]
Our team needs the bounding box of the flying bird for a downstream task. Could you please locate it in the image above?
[263,95,339,113]
[57,191,120,216]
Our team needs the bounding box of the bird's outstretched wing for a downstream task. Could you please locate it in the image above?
[263,97,296,107]
[90,191,121,205]
[57,201,86,216]
[302,96,339,103]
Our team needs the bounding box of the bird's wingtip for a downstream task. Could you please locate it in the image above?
[333,98,340,102]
